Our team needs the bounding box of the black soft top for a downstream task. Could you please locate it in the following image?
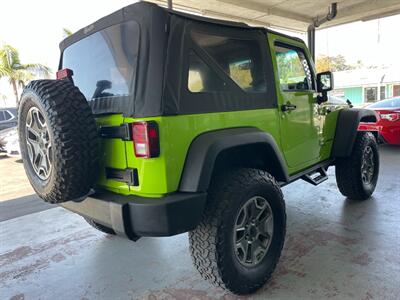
[59,2,262,52]
[59,2,301,117]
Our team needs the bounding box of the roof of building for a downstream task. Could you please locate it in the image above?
[147,0,400,32]
[334,67,400,88]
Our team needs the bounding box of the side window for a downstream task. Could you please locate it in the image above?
[275,44,313,91]
[188,51,228,93]
[188,31,266,93]
[4,111,12,120]
[0,111,5,122]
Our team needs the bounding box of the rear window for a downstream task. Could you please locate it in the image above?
[62,21,139,103]
[367,97,400,109]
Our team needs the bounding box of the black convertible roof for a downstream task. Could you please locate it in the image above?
[59,1,301,52]
[59,1,301,117]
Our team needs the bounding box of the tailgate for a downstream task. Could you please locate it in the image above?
[96,114,132,194]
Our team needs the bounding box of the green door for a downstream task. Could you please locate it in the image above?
[272,40,320,170]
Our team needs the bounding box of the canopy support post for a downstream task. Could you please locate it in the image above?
[308,2,337,61]
[307,26,316,61]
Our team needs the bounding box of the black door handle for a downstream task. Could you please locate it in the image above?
[281,104,297,112]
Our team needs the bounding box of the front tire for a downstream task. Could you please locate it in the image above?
[335,132,379,200]
[189,168,286,295]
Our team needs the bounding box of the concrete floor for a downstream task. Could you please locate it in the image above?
[1,145,399,300]
[0,155,34,202]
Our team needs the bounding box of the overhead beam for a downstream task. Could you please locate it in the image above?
[336,0,400,19]
[218,0,312,24]
[148,0,271,28]
[319,0,400,28]
[201,9,271,27]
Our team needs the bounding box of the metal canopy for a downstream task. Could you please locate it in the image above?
[148,0,400,32]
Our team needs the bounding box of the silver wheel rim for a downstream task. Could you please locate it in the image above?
[25,107,52,180]
[361,145,374,185]
[233,196,274,267]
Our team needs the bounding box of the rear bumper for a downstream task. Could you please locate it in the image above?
[61,190,207,240]
[380,126,400,145]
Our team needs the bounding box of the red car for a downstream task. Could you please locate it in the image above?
[358,97,400,145]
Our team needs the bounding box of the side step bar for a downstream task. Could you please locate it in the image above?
[301,167,328,186]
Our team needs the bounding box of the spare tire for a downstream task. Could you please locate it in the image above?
[18,80,99,203]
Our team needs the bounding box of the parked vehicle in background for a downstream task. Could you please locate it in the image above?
[358,97,400,145]
[0,108,17,131]
[328,95,347,105]
[0,136,5,153]
[0,126,20,156]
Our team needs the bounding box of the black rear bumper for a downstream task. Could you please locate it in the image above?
[61,190,207,240]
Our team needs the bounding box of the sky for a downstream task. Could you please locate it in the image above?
[1,0,400,106]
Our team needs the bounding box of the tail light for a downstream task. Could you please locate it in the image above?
[380,113,399,122]
[132,121,160,158]
[56,68,73,80]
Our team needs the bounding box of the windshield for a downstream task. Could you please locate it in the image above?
[367,97,400,109]
[62,20,139,103]
[328,95,347,104]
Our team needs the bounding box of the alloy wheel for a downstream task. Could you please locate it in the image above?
[233,196,274,267]
[25,107,52,180]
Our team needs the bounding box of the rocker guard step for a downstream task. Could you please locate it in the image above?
[61,190,207,240]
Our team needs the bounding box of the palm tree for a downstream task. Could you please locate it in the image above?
[0,45,51,104]
[63,28,73,38]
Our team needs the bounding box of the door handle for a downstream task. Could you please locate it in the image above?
[281,104,297,112]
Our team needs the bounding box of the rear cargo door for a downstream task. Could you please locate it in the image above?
[61,21,140,193]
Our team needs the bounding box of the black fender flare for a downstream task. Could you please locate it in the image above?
[179,127,289,192]
[331,108,377,158]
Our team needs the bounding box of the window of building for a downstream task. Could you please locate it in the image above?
[364,87,377,102]
[274,44,313,91]
[393,85,400,97]
[380,86,386,100]
[188,31,266,93]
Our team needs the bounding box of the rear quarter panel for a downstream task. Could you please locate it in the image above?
[124,109,281,196]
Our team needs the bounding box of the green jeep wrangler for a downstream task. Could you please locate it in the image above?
[18,2,379,295]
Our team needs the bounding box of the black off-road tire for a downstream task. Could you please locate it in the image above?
[189,168,286,295]
[84,217,116,235]
[18,80,99,203]
[335,132,379,201]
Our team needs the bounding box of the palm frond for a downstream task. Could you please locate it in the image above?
[0,65,11,78]
[23,63,52,77]
[0,45,21,68]
[63,28,73,37]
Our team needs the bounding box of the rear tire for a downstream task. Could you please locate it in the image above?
[335,132,379,201]
[84,218,116,235]
[189,168,286,295]
[18,80,99,203]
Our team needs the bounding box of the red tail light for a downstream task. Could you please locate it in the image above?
[132,121,160,158]
[56,68,73,80]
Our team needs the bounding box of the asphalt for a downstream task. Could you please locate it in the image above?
[0,144,399,299]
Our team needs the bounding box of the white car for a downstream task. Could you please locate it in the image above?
[0,127,20,156]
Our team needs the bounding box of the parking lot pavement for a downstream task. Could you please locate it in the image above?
[0,155,34,202]
[0,145,399,299]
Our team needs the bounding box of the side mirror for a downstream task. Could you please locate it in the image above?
[316,71,334,104]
